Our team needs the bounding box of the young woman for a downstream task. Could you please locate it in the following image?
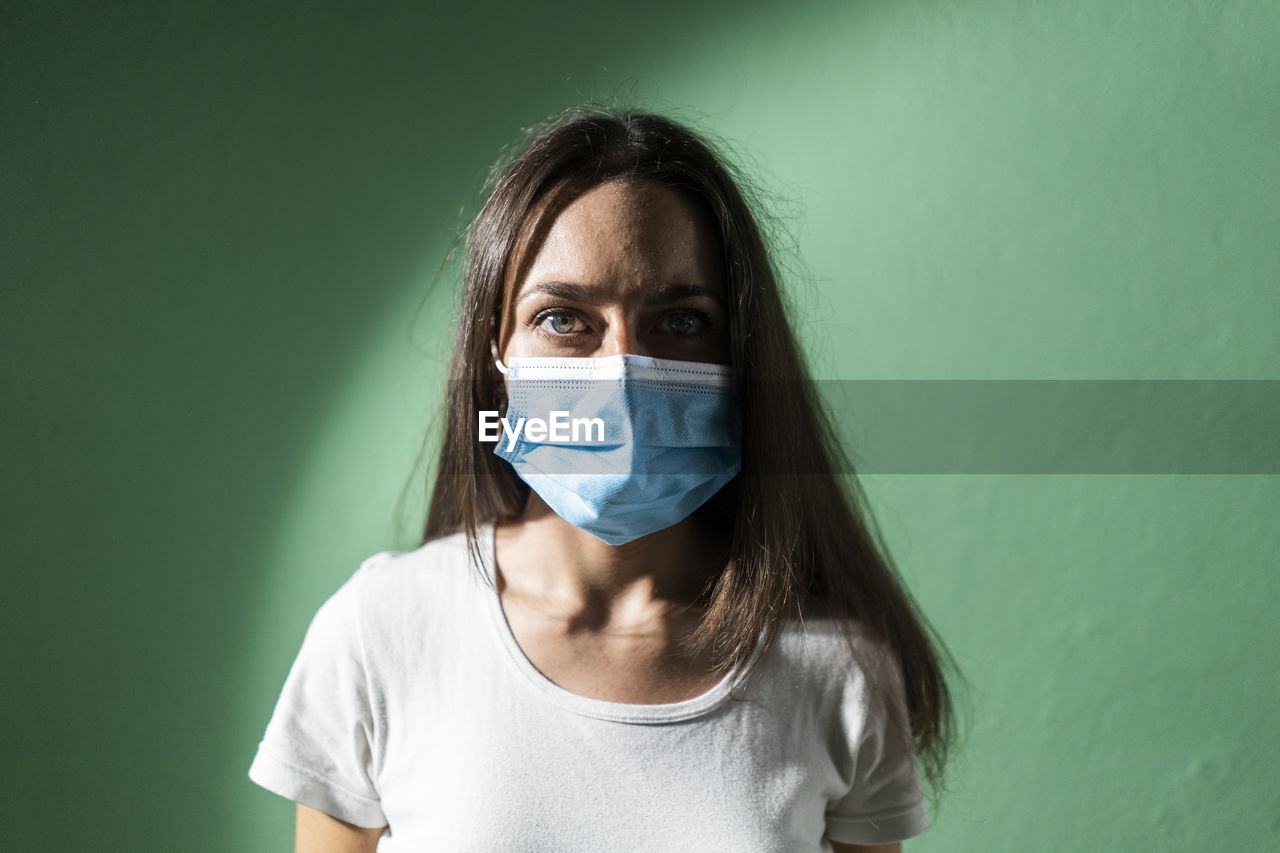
[250,107,954,852]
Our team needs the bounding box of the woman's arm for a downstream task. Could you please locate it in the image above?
[830,843,902,853]
[295,804,384,853]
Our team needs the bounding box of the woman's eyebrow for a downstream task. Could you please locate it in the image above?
[514,281,724,305]
[515,281,598,305]
[644,284,724,305]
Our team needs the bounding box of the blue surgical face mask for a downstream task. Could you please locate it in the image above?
[490,353,740,546]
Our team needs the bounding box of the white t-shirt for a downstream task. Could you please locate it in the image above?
[249,526,929,851]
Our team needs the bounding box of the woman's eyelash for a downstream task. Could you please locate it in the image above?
[527,306,716,335]
[529,308,586,333]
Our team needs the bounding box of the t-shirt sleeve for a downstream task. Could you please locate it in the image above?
[824,655,930,845]
[248,559,389,828]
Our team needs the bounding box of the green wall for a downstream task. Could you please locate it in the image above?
[3,1,1276,850]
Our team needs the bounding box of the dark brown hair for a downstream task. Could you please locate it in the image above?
[424,105,955,790]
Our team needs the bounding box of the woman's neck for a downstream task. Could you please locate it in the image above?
[494,496,723,630]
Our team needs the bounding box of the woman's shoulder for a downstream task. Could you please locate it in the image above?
[780,596,887,650]
[769,598,899,693]
[332,527,489,623]
[766,601,913,750]
[352,527,477,578]
[292,527,494,682]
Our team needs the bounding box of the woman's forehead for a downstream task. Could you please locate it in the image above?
[513,180,723,300]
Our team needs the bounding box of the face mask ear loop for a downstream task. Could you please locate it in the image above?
[490,339,510,375]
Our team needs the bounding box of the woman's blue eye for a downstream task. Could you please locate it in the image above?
[543,313,578,334]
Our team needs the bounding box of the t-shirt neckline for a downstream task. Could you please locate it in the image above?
[478,520,749,724]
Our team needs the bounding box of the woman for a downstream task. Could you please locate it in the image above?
[250,107,954,852]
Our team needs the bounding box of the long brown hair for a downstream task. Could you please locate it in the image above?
[424,105,955,790]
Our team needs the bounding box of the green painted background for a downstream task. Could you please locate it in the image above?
[3,1,1277,850]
